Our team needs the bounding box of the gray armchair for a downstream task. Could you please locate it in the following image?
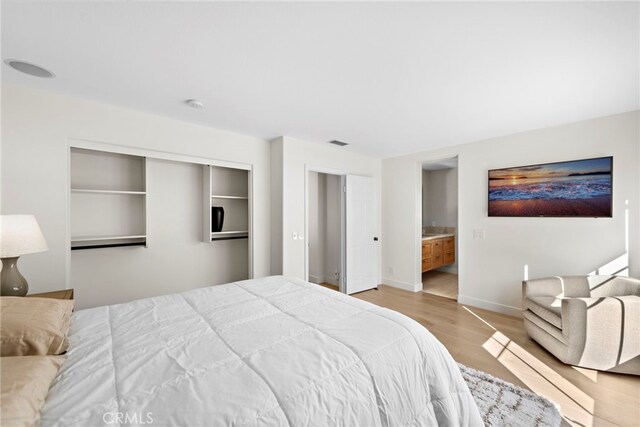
[522,275,639,375]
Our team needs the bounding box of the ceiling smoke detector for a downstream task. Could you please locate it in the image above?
[4,59,55,78]
[185,99,204,109]
[328,140,349,147]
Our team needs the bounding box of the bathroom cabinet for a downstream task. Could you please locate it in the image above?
[422,236,455,272]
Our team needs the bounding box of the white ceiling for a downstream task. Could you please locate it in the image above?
[2,1,638,158]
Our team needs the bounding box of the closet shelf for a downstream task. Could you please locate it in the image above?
[71,189,146,195]
[210,230,248,241]
[71,242,146,250]
[210,195,248,200]
[71,235,146,242]
[70,148,147,251]
[71,235,147,250]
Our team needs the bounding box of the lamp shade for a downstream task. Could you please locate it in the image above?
[0,215,48,257]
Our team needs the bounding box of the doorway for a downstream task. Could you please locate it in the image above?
[421,157,458,300]
[306,171,379,295]
[308,171,342,291]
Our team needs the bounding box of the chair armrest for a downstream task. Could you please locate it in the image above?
[561,297,601,341]
[561,296,640,367]
[590,276,640,297]
[617,276,640,295]
[523,277,564,299]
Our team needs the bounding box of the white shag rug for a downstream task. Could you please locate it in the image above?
[459,363,562,427]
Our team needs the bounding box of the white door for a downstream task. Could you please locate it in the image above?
[344,175,378,294]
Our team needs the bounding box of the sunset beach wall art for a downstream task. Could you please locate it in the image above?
[488,157,613,217]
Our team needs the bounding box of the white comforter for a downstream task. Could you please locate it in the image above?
[42,276,482,426]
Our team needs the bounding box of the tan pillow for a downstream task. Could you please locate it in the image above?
[1,356,65,427]
[0,297,74,356]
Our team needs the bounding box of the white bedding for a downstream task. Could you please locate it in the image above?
[42,276,482,426]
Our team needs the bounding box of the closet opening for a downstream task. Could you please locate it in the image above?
[307,171,342,292]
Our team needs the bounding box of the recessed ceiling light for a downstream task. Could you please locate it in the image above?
[3,59,55,78]
[185,99,204,109]
[328,140,349,147]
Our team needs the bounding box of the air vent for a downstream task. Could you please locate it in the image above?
[328,140,349,147]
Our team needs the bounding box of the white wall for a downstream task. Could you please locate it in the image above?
[424,168,458,228]
[383,111,640,315]
[1,84,271,307]
[324,174,341,285]
[270,138,283,275]
[421,171,431,227]
[271,136,382,282]
[308,171,326,283]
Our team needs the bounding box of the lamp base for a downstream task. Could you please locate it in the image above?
[1,257,28,296]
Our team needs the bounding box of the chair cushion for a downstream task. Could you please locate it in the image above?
[522,309,566,344]
[524,296,562,329]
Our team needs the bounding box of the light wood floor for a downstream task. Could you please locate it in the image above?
[318,282,338,291]
[354,285,640,427]
[422,270,458,300]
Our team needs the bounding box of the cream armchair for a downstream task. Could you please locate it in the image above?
[522,275,639,375]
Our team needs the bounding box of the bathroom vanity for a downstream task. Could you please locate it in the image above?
[421,234,455,272]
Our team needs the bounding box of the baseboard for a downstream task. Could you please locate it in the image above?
[323,276,339,286]
[457,295,522,318]
[381,277,422,293]
[436,266,458,275]
[309,274,323,284]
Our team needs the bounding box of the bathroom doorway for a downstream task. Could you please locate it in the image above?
[307,171,342,291]
[421,157,458,300]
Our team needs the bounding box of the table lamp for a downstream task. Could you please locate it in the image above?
[0,215,48,296]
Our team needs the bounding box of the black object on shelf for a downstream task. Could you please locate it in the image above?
[212,206,225,232]
[211,235,248,241]
[71,241,147,250]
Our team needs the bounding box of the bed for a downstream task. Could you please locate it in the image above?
[41,276,482,426]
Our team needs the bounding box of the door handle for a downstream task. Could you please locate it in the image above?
[373,237,379,241]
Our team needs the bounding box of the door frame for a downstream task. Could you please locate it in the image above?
[304,165,346,292]
[418,155,460,301]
